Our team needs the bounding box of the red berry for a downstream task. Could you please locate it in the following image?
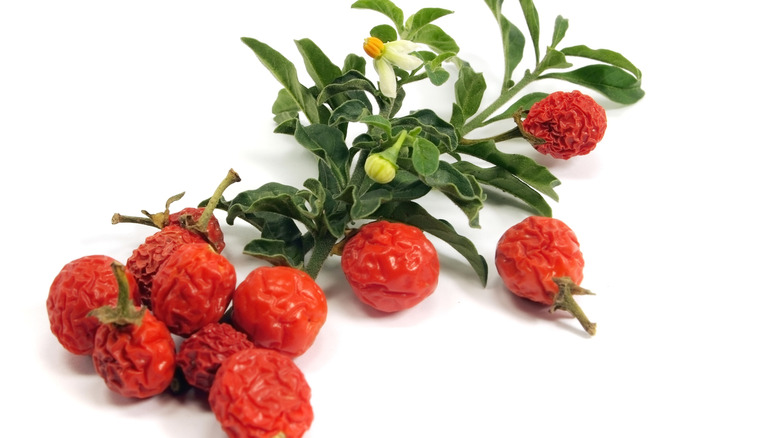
[126,225,204,308]
[175,322,254,391]
[151,242,236,337]
[46,255,141,355]
[522,90,607,159]
[168,207,226,253]
[341,220,439,312]
[232,266,327,358]
[209,348,313,438]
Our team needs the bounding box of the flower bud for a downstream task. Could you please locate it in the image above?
[363,37,384,59]
[364,153,397,184]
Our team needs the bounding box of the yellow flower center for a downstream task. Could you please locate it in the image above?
[363,36,385,59]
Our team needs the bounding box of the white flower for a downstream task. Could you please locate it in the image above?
[363,36,423,98]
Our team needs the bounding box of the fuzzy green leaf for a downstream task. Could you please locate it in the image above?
[225,183,316,231]
[370,24,398,42]
[551,15,569,48]
[372,201,488,286]
[485,0,525,91]
[352,0,405,31]
[520,0,541,65]
[412,23,459,55]
[540,64,645,104]
[404,8,454,39]
[455,63,486,120]
[329,99,372,127]
[411,137,441,176]
[456,140,560,201]
[452,161,552,216]
[295,39,342,90]
[343,53,367,75]
[560,45,643,80]
[294,123,350,189]
[420,161,485,228]
[241,37,321,124]
[539,48,572,71]
[392,109,458,153]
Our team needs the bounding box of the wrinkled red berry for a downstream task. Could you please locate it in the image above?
[168,207,226,253]
[126,225,204,308]
[522,90,607,159]
[209,348,313,438]
[151,242,236,337]
[47,255,141,355]
[495,216,585,305]
[175,322,254,391]
[92,310,176,399]
[341,220,439,312]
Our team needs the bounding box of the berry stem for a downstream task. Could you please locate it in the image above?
[89,262,145,326]
[550,277,597,336]
[193,168,241,233]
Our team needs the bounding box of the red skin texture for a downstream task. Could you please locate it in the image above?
[522,90,607,159]
[126,225,204,308]
[92,310,176,399]
[209,348,313,438]
[151,242,237,337]
[341,220,439,312]
[231,266,327,358]
[495,216,585,305]
[47,255,141,355]
[175,322,254,391]
[168,207,226,253]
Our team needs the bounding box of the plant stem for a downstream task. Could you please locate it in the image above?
[89,263,146,326]
[195,168,242,232]
[550,277,597,336]
[461,59,549,136]
[305,233,338,279]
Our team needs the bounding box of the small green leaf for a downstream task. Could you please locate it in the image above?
[540,64,645,104]
[450,103,465,131]
[241,37,321,124]
[382,169,431,200]
[420,161,485,228]
[372,201,488,286]
[485,0,525,91]
[560,45,642,80]
[392,109,458,153]
[483,91,548,124]
[412,23,459,55]
[370,24,398,42]
[239,211,313,269]
[343,53,367,75]
[329,99,371,126]
[361,114,393,139]
[452,161,552,216]
[293,123,350,189]
[455,140,560,201]
[539,47,572,71]
[225,183,316,231]
[411,137,440,176]
[520,0,541,65]
[351,187,393,219]
[295,39,342,90]
[352,0,405,32]
[551,15,569,48]
[455,63,486,120]
[404,8,454,39]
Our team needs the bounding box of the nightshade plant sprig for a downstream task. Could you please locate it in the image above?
[216,0,644,284]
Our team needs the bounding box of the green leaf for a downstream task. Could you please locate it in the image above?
[411,137,440,176]
[293,123,350,189]
[361,114,393,139]
[271,88,300,126]
[240,212,313,269]
[352,0,405,31]
[404,8,454,39]
[454,63,486,120]
[560,45,642,80]
[538,47,572,71]
[540,64,645,104]
[392,109,458,153]
[520,0,541,65]
[450,103,465,132]
[304,178,349,238]
[452,161,552,216]
[551,15,569,48]
[370,24,398,42]
[412,23,459,55]
[485,0,525,91]
[343,53,367,75]
[372,201,488,286]
[317,70,377,105]
[420,161,485,228]
[329,99,371,127]
[225,183,316,231]
[382,169,431,200]
[241,37,321,124]
[350,187,393,219]
[455,140,560,201]
[295,39,342,90]
[483,91,548,124]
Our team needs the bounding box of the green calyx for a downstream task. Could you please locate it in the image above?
[89,263,146,327]
[364,130,407,184]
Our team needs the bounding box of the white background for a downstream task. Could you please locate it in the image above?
[2,0,778,436]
